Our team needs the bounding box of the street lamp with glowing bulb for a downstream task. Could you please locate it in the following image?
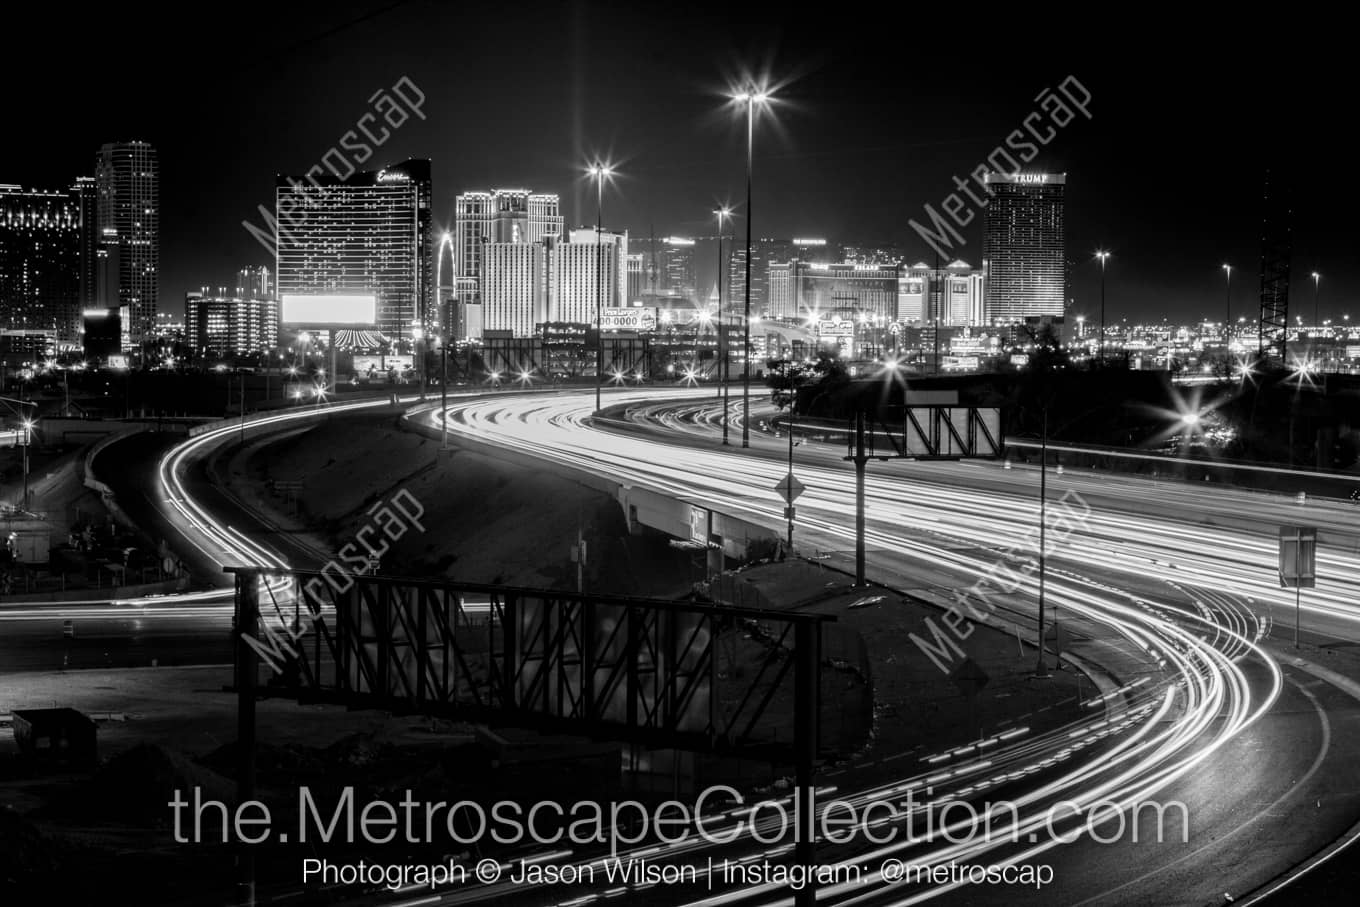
[1221,264,1232,339]
[714,205,734,445]
[1095,250,1110,362]
[729,83,775,447]
[1312,271,1321,328]
[586,162,616,415]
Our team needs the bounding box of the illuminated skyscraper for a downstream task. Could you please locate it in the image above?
[768,261,900,322]
[982,172,1065,323]
[73,176,98,310]
[95,141,159,346]
[633,236,698,302]
[730,237,829,317]
[453,189,562,333]
[185,289,280,355]
[625,253,645,303]
[453,191,561,287]
[898,260,985,325]
[554,228,627,324]
[1,184,84,342]
[274,159,433,339]
[481,241,549,338]
[479,227,627,337]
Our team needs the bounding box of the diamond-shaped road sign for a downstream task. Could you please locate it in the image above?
[950,657,990,696]
[775,473,806,504]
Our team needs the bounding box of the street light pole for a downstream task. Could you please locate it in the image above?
[786,378,797,549]
[596,175,603,414]
[742,91,754,448]
[715,207,733,446]
[1096,251,1110,363]
[1312,271,1321,330]
[21,420,29,511]
[1,396,37,512]
[1035,406,1049,678]
[1222,264,1232,343]
[588,164,613,415]
[441,335,450,451]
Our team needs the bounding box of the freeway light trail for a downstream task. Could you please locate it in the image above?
[414,388,1293,906]
[156,399,402,572]
[616,396,1360,641]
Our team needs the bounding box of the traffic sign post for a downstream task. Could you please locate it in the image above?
[843,399,1004,586]
[1279,526,1317,649]
[775,474,805,552]
[774,473,806,504]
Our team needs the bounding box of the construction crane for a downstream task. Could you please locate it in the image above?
[1257,169,1293,361]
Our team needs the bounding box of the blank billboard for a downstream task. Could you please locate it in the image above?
[281,294,376,327]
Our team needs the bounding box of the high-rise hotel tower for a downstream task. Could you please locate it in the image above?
[981,172,1065,324]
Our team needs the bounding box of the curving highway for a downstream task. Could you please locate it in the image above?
[397,387,1360,907]
[18,384,1359,906]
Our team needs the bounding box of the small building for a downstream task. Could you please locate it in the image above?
[11,707,98,769]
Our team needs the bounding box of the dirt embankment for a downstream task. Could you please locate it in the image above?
[231,411,698,595]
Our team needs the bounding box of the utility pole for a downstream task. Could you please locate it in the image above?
[1096,250,1110,362]
[441,336,450,450]
[786,381,797,549]
[742,93,753,448]
[21,418,29,511]
[2,396,38,517]
[1222,264,1232,341]
[715,206,733,446]
[1035,406,1050,678]
[933,249,942,374]
[852,409,868,586]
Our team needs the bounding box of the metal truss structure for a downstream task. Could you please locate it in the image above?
[844,404,1005,584]
[845,404,1004,462]
[228,567,829,902]
[230,567,830,763]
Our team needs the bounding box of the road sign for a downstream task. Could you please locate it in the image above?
[690,506,709,545]
[783,505,796,520]
[950,657,990,696]
[775,473,806,504]
[1279,526,1317,588]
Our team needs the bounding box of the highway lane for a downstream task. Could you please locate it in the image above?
[36,385,1225,907]
[396,388,1340,907]
[0,388,619,676]
[105,387,1252,907]
[0,594,234,671]
[613,395,1360,649]
[0,399,406,674]
[18,385,1342,906]
[594,394,1360,905]
[53,385,1340,907]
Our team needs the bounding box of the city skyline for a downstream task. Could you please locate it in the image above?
[5,2,1352,328]
[7,10,1360,905]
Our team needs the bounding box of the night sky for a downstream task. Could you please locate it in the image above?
[6,1,1352,324]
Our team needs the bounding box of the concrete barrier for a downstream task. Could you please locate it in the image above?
[0,576,189,604]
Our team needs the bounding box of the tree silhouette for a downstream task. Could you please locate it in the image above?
[765,349,849,412]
